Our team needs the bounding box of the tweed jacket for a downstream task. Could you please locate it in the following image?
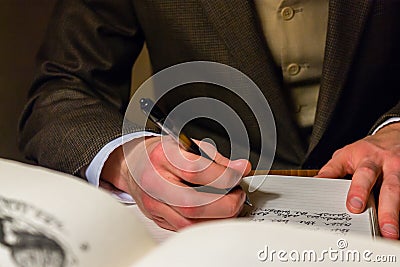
[19,0,400,175]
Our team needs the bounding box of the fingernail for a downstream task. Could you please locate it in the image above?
[381,224,399,237]
[349,197,363,210]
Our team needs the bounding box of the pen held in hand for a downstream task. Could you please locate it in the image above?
[139,98,252,206]
[140,98,214,161]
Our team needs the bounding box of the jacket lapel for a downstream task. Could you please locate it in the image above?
[198,0,281,97]
[308,0,374,153]
[199,0,307,165]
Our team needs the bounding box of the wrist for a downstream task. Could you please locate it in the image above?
[101,145,129,192]
[101,136,161,192]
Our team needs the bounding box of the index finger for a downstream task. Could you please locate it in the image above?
[168,150,246,189]
[316,149,351,178]
[157,138,249,189]
[140,167,246,209]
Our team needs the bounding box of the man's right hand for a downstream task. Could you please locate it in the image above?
[101,136,251,231]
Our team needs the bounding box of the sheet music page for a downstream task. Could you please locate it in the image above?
[135,220,399,267]
[127,205,175,243]
[0,159,156,267]
[241,175,375,237]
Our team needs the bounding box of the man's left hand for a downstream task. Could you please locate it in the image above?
[317,122,400,239]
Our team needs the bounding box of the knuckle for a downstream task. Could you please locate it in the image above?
[178,206,200,218]
[141,194,159,215]
[384,173,400,183]
[332,143,354,158]
[181,161,198,175]
[381,181,400,195]
[179,169,199,184]
[171,154,198,173]
[332,147,345,158]
[357,162,380,176]
[363,159,380,170]
[385,154,400,168]
[149,144,166,164]
[174,218,193,230]
[182,160,202,173]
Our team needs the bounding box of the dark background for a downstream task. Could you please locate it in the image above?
[0,1,151,164]
[0,0,56,163]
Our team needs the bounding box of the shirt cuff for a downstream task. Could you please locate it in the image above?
[85,131,159,204]
[371,117,400,135]
[85,131,160,202]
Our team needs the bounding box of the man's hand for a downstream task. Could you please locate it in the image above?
[317,122,400,239]
[102,136,251,231]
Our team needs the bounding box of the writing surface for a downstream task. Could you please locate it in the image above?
[241,175,377,236]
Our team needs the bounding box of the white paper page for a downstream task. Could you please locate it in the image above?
[135,220,400,267]
[241,175,375,237]
[127,205,175,243]
[0,159,156,267]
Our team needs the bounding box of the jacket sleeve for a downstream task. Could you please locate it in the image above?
[18,0,145,175]
[370,104,400,135]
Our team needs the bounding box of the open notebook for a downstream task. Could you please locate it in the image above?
[129,174,378,245]
[241,175,378,237]
[0,159,394,267]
